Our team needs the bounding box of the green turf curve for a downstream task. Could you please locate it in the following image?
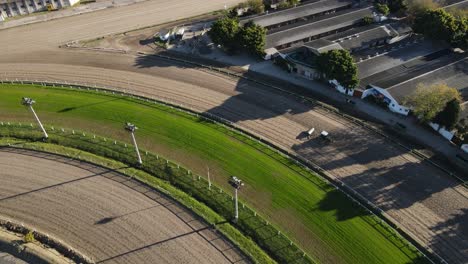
[0,84,426,264]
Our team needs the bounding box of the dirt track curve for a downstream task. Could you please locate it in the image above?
[0,148,247,264]
[0,1,467,263]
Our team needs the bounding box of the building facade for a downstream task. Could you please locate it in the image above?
[0,0,78,19]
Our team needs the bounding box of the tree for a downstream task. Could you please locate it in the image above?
[407,0,439,16]
[432,98,461,130]
[375,3,390,16]
[239,22,266,57]
[208,17,240,53]
[413,9,456,42]
[452,17,468,49]
[316,49,359,89]
[387,0,407,14]
[404,83,461,123]
[362,16,374,25]
[413,9,467,49]
[247,0,264,14]
[24,231,35,243]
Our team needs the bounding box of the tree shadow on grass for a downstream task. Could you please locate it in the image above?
[317,189,371,221]
[57,98,122,113]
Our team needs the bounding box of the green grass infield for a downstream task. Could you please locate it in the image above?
[0,83,428,264]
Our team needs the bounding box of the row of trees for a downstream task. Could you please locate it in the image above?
[208,17,266,57]
[404,84,462,130]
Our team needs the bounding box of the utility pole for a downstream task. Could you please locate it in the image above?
[228,176,244,222]
[125,122,142,166]
[21,97,48,140]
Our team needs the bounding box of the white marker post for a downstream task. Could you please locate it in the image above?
[21,97,48,139]
[207,166,211,190]
[125,122,142,165]
[228,176,244,222]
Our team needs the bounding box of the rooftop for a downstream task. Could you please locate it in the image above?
[361,49,462,89]
[327,24,396,51]
[304,38,343,53]
[240,0,353,28]
[386,56,468,103]
[265,7,373,48]
[386,22,412,36]
[357,38,449,79]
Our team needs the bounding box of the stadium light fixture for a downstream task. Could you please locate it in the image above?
[229,176,244,222]
[125,122,143,165]
[21,97,48,140]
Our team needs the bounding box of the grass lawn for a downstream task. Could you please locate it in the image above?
[0,84,426,264]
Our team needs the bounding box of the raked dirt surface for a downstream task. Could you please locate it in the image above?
[0,148,247,264]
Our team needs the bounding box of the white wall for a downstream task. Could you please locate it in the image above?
[67,0,80,6]
[388,101,410,115]
[429,122,455,141]
[363,85,410,115]
[329,79,354,96]
[361,87,375,99]
[461,144,468,154]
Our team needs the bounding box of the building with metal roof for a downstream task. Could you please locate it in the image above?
[240,0,353,29]
[265,7,373,49]
[327,24,397,52]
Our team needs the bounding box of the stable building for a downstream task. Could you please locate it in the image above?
[265,7,373,50]
[241,0,353,30]
[361,54,467,115]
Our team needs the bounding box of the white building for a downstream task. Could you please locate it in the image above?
[0,0,78,19]
[361,84,410,115]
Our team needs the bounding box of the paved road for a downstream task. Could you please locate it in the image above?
[0,148,246,264]
[0,1,467,263]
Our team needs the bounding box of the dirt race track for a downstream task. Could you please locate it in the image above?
[0,0,467,263]
[0,148,247,264]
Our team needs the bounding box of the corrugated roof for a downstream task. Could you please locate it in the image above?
[303,39,343,53]
[331,25,393,50]
[240,0,353,28]
[265,7,373,48]
[387,56,468,102]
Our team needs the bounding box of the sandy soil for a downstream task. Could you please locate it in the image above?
[0,148,247,264]
[0,0,467,262]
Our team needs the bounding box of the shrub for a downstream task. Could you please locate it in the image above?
[24,231,35,243]
[362,16,374,25]
[375,3,390,15]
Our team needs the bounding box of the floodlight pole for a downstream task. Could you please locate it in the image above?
[125,122,142,165]
[229,176,243,222]
[21,97,48,139]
